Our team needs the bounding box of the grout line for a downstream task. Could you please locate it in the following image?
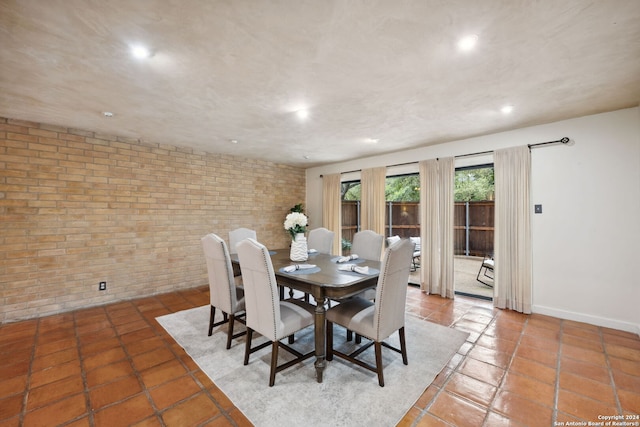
[19,319,39,426]
[600,326,624,415]
[551,319,564,425]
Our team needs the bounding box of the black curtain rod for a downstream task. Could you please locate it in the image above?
[320,137,571,177]
[455,136,571,159]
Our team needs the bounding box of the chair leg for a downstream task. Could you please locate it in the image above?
[226,314,235,349]
[244,328,253,365]
[399,327,408,365]
[326,321,334,361]
[346,330,353,341]
[209,305,230,336]
[269,341,279,387]
[208,305,216,336]
[374,342,384,387]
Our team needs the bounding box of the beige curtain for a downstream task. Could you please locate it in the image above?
[322,173,342,255]
[419,158,455,298]
[494,145,532,313]
[361,167,387,236]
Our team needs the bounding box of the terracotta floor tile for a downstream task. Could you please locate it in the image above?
[559,371,616,406]
[80,336,121,357]
[22,393,86,427]
[611,368,640,393]
[412,412,451,426]
[82,346,127,371]
[562,333,604,353]
[0,395,23,422]
[0,360,30,381]
[523,323,561,342]
[458,357,505,387]
[563,324,601,340]
[475,334,518,354]
[34,337,76,357]
[26,375,85,411]
[77,326,116,345]
[85,359,135,388]
[560,356,611,383]
[114,319,149,336]
[492,390,553,426]
[139,360,188,389]
[445,372,496,407]
[130,415,163,427]
[617,388,640,414]
[602,330,640,349]
[509,356,557,384]
[519,334,560,353]
[132,346,175,371]
[89,375,142,410]
[501,372,556,407]
[161,392,221,426]
[31,347,79,371]
[515,343,558,367]
[557,389,620,421]
[562,343,607,366]
[0,375,26,400]
[606,342,640,362]
[29,359,82,389]
[148,375,201,410]
[124,336,166,356]
[467,344,511,369]
[93,393,154,426]
[119,327,158,344]
[609,355,640,377]
[428,391,487,427]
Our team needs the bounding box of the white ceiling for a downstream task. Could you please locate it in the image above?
[1,1,639,168]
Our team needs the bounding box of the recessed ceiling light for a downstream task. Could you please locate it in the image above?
[296,109,309,120]
[230,139,238,144]
[102,111,114,118]
[131,45,151,59]
[501,105,514,114]
[457,34,478,51]
[365,138,379,143]
[303,155,310,160]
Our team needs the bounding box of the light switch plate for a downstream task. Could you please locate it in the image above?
[534,204,543,214]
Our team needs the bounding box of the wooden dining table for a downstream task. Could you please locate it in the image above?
[230,249,381,383]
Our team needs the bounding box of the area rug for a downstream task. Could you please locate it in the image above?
[157,305,468,427]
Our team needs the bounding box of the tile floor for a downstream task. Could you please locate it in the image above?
[1,286,638,426]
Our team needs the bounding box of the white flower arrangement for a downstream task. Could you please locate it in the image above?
[284,212,308,240]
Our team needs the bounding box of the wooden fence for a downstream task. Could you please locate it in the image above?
[341,200,494,256]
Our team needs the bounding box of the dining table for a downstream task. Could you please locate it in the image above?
[230,249,382,383]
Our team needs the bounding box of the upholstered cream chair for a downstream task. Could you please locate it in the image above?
[307,227,335,254]
[326,238,415,386]
[201,233,246,349]
[236,238,315,387]
[228,227,257,254]
[351,230,384,261]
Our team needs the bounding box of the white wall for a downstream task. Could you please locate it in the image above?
[306,107,640,334]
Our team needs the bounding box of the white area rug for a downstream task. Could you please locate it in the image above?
[157,305,468,427]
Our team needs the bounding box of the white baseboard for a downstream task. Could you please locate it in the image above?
[532,304,640,337]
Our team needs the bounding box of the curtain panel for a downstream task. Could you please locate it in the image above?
[360,167,387,236]
[322,173,342,255]
[494,145,532,313]
[419,158,455,298]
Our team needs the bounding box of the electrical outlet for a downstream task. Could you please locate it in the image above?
[99,281,107,291]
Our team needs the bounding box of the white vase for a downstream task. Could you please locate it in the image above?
[289,233,309,262]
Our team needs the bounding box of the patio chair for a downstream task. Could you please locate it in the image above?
[476,254,494,287]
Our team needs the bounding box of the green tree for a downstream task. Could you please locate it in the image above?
[385,175,420,201]
[454,167,494,201]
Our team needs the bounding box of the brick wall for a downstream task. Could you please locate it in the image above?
[0,117,306,323]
